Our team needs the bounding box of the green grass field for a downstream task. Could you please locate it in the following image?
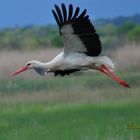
[0,71,140,140]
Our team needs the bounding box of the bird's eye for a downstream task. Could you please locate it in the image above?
[27,63,31,66]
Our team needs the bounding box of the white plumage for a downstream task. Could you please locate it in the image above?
[12,3,130,88]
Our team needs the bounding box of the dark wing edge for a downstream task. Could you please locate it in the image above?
[52,3,102,56]
[52,4,80,29]
[54,69,80,76]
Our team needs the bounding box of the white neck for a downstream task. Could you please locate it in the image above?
[42,61,54,69]
[34,61,54,70]
[30,52,64,70]
[40,52,64,70]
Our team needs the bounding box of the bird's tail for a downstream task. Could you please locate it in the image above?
[95,56,130,88]
[95,56,115,71]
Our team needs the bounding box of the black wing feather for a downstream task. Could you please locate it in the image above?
[52,10,61,28]
[68,4,73,21]
[78,9,87,18]
[72,7,80,20]
[71,17,101,56]
[52,4,102,56]
[61,4,67,22]
[55,5,63,24]
[54,69,80,76]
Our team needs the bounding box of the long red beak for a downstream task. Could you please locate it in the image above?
[11,66,28,76]
[98,65,130,88]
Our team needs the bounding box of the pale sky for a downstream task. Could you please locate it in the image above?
[0,0,139,28]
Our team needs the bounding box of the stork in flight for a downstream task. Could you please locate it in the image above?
[12,4,130,88]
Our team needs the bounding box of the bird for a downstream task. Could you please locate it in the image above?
[11,3,130,88]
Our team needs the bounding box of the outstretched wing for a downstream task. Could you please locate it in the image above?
[52,4,102,57]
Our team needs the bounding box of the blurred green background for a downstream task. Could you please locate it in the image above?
[0,1,140,140]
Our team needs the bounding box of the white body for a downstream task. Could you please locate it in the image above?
[42,52,114,72]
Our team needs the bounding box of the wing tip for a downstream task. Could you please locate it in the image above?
[61,3,65,7]
[52,3,89,28]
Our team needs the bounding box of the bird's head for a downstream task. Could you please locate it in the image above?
[11,60,48,76]
[26,60,41,69]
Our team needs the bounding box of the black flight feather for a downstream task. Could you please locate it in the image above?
[72,7,80,20]
[52,4,102,56]
[52,10,61,28]
[54,69,80,76]
[61,4,67,22]
[55,5,63,24]
[78,9,87,18]
[68,4,73,21]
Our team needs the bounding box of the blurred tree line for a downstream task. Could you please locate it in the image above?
[0,25,63,50]
[0,14,140,51]
[97,21,140,49]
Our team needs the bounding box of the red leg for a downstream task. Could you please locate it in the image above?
[97,65,130,88]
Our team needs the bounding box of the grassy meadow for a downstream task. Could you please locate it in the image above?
[0,47,140,140]
[0,71,140,140]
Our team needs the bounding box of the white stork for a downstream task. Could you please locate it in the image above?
[12,4,130,88]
